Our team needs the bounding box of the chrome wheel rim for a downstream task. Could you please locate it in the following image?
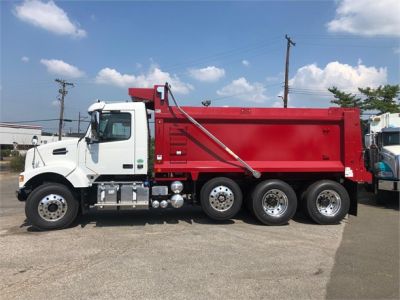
[316,190,341,217]
[209,185,234,212]
[38,194,68,222]
[262,189,288,217]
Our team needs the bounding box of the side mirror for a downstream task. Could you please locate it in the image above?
[32,135,39,146]
[90,112,99,142]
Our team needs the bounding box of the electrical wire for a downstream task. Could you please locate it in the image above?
[162,36,282,71]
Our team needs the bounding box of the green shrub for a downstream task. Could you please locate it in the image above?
[11,150,20,157]
[0,149,12,158]
[10,155,25,172]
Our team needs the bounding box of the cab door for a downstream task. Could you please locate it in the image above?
[85,111,135,175]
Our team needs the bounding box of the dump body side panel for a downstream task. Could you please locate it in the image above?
[130,86,371,183]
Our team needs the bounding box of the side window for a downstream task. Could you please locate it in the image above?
[98,112,131,142]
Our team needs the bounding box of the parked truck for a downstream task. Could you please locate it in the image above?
[364,113,400,199]
[17,84,372,230]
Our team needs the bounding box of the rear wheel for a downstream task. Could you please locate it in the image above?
[251,180,297,225]
[303,180,350,225]
[25,183,79,230]
[200,177,242,220]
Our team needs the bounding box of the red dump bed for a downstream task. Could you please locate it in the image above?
[129,85,371,183]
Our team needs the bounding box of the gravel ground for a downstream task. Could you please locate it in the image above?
[0,173,398,299]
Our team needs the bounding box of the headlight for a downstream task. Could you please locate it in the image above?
[170,181,183,194]
[374,162,394,179]
[376,171,394,178]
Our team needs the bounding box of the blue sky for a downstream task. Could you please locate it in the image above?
[1,0,399,132]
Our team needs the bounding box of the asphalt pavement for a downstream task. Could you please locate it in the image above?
[327,191,399,299]
[0,173,398,299]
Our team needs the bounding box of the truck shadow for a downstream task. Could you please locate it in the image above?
[358,189,399,211]
[76,207,256,228]
[74,207,316,228]
[21,207,316,231]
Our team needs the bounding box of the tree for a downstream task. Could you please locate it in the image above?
[359,85,400,114]
[328,86,363,109]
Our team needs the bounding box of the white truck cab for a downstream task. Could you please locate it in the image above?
[17,101,157,229]
[19,101,149,190]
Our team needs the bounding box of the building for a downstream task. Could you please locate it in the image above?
[0,123,81,149]
[0,123,42,149]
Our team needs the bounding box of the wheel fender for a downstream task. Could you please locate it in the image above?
[21,164,75,188]
[66,167,92,188]
[21,165,91,189]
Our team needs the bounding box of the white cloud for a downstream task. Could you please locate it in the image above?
[327,0,400,37]
[189,66,225,82]
[95,66,193,94]
[14,0,86,38]
[242,60,250,67]
[21,56,29,63]
[288,61,387,107]
[40,59,85,78]
[394,47,400,54]
[272,100,284,108]
[216,77,268,103]
[266,75,280,83]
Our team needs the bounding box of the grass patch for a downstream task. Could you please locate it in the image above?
[10,154,25,172]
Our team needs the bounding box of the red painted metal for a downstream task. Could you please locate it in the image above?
[129,85,372,184]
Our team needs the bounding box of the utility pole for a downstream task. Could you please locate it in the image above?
[283,34,295,108]
[77,112,88,134]
[78,112,81,134]
[55,79,74,140]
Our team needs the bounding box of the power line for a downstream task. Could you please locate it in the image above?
[0,118,75,124]
[289,87,364,97]
[299,42,395,49]
[162,36,282,72]
[77,112,89,134]
[195,82,283,105]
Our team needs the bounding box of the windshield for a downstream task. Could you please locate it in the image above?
[382,132,400,146]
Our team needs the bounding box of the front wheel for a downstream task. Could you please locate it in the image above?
[251,180,297,225]
[25,183,79,230]
[303,180,350,225]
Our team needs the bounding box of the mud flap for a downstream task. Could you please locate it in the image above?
[344,180,359,216]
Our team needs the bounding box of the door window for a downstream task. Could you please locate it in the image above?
[98,112,131,142]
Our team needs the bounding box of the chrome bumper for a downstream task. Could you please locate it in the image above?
[378,180,400,192]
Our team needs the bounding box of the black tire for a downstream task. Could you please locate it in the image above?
[200,177,242,220]
[303,180,350,225]
[25,183,79,230]
[251,180,297,225]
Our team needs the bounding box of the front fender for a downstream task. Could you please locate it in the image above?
[66,167,92,188]
[20,164,91,189]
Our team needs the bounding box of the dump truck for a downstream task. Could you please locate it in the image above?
[17,84,371,230]
[364,113,400,199]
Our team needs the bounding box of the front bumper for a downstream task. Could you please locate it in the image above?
[16,188,29,201]
[378,180,400,192]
